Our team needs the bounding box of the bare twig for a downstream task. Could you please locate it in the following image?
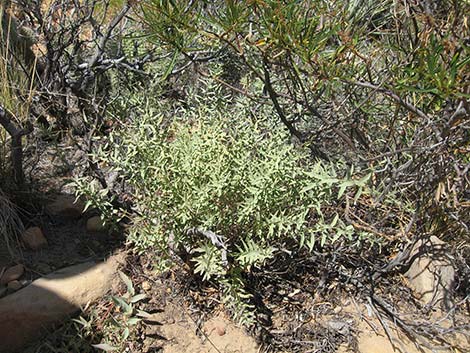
[0,106,32,185]
[87,1,132,69]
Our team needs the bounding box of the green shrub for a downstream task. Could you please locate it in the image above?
[77,89,372,324]
[139,0,470,244]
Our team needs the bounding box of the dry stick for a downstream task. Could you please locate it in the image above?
[371,294,452,352]
[262,59,303,141]
[87,1,131,69]
[367,245,461,350]
[365,284,450,351]
[342,252,456,351]
[79,1,131,91]
[183,305,223,353]
[283,53,357,152]
[366,296,399,351]
[344,195,393,240]
[350,81,430,121]
[270,82,356,152]
[0,106,32,185]
[349,81,444,143]
[177,49,268,104]
[350,295,381,334]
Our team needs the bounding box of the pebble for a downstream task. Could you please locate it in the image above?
[21,227,48,250]
[216,325,226,336]
[0,264,25,285]
[7,280,22,291]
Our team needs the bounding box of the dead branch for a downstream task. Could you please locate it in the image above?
[0,106,32,185]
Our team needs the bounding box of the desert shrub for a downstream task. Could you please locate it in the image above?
[76,85,374,324]
[139,0,470,246]
[74,0,469,328]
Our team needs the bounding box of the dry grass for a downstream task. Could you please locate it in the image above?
[0,190,23,265]
[0,5,34,120]
[0,4,36,185]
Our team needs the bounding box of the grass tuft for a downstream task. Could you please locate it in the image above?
[0,190,23,265]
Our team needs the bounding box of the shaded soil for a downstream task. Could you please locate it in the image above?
[1,132,124,291]
[0,199,124,298]
[22,212,123,276]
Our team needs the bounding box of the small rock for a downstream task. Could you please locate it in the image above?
[326,320,351,336]
[405,236,455,310]
[204,316,229,338]
[86,216,106,233]
[21,227,48,250]
[0,264,25,285]
[46,194,85,219]
[36,263,52,274]
[0,286,6,297]
[7,280,22,291]
[141,281,151,291]
[215,325,226,336]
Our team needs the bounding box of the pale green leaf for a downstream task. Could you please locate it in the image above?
[92,343,118,352]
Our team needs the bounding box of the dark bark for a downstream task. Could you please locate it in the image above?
[0,106,32,186]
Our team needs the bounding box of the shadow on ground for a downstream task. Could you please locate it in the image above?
[0,191,127,353]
